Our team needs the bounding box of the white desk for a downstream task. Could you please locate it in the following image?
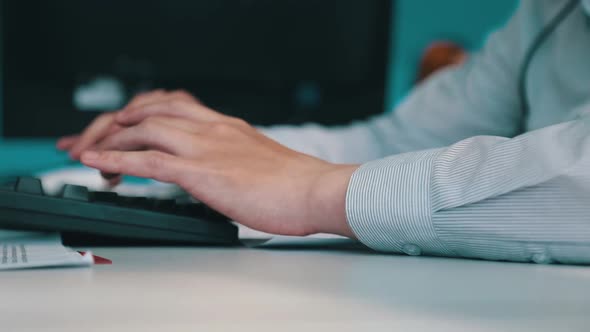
[1,246,589,332]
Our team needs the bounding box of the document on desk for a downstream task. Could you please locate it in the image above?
[0,230,94,270]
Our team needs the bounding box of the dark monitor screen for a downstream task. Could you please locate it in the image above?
[1,0,392,138]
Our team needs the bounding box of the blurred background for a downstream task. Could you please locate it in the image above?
[0,0,516,176]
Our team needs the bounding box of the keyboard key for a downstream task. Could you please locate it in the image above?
[152,199,177,213]
[15,177,44,195]
[209,210,229,222]
[62,185,90,202]
[178,203,226,221]
[119,196,150,208]
[91,191,119,205]
[0,181,16,192]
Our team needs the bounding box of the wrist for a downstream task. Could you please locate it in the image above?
[307,163,360,239]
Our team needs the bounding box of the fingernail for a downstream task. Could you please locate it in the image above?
[81,151,99,161]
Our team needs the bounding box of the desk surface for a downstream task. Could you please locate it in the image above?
[1,246,589,332]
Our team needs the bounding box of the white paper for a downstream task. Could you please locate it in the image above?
[238,224,357,248]
[0,231,94,270]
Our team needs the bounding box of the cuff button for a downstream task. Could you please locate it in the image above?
[402,244,422,256]
[532,252,553,264]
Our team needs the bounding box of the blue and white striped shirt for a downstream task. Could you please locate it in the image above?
[262,0,590,264]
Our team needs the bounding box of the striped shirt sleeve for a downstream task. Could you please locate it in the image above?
[346,109,590,264]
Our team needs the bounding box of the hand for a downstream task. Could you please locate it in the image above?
[57,89,201,185]
[79,96,359,238]
[56,89,200,159]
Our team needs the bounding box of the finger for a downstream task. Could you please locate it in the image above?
[69,113,116,159]
[116,99,224,126]
[56,135,80,151]
[124,89,199,110]
[81,150,189,184]
[167,90,201,104]
[96,119,205,157]
[101,171,120,180]
[69,123,125,158]
[106,176,122,187]
[125,89,167,109]
[101,172,122,187]
[129,116,206,134]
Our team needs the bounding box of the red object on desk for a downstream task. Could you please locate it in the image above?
[78,251,112,265]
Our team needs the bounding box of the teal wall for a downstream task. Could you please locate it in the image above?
[0,141,70,176]
[0,0,517,176]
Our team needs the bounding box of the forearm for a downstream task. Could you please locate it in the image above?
[259,121,395,164]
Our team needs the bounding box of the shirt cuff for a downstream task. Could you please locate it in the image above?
[345,149,454,256]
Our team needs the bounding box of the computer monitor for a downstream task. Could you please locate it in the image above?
[1,0,392,138]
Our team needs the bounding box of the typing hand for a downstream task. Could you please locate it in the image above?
[78,94,359,237]
[56,89,200,185]
[56,89,200,159]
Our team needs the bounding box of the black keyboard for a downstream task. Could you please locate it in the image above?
[0,177,239,245]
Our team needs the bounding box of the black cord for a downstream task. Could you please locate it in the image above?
[518,0,580,133]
